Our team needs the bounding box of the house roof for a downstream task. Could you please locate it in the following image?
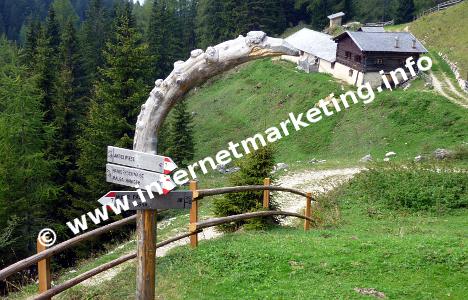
[285,28,337,62]
[359,26,385,32]
[334,31,428,53]
[327,12,345,19]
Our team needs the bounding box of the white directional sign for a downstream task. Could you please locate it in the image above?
[106,164,176,194]
[107,146,177,174]
[98,191,192,210]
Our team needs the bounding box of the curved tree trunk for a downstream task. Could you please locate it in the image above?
[133,31,299,153]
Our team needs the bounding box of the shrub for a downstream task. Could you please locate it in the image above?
[213,146,279,232]
[346,164,467,213]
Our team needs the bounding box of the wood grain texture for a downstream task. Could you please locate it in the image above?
[36,239,51,300]
[135,210,157,300]
[189,181,199,248]
[304,192,312,231]
[263,178,271,208]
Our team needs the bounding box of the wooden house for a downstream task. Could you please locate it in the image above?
[329,31,428,86]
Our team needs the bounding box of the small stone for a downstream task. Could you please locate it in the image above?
[273,163,289,172]
[383,157,390,162]
[433,148,451,160]
[414,155,424,162]
[360,154,372,162]
[385,151,396,157]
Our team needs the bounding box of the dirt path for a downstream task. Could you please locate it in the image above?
[430,72,468,108]
[275,167,362,225]
[79,167,361,287]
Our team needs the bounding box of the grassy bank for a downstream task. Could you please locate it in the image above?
[183,59,466,164]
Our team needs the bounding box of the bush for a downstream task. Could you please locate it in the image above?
[346,164,467,213]
[213,146,279,232]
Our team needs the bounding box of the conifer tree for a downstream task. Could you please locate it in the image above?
[78,2,150,198]
[147,0,177,79]
[213,146,277,232]
[396,0,415,24]
[80,0,111,90]
[22,19,42,69]
[196,0,227,49]
[53,21,86,186]
[0,37,60,265]
[52,0,80,29]
[166,100,194,167]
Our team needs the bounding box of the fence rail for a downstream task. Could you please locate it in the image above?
[0,180,314,299]
[416,0,464,19]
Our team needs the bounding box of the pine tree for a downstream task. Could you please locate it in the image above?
[21,19,42,68]
[166,100,194,167]
[35,7,61,124]
[52,0,80,29]
[396,0,415,24]
[0,37,60,265]
[196,0,227,49]
[213,146,277,232]
[78,2,150,198]
[80,0,111,90]
[53,21,86,186]
[147,0,177,79]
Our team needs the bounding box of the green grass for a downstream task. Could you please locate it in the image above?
[181,59,467,165]
[408,2,468,80]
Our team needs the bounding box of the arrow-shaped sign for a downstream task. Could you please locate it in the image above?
[106,163,176,194]
[98,191,192,210]
[107,146,177,174]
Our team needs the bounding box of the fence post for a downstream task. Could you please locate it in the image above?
[190,180,199,248]
[304,192,312,231]
[263,178,270,209]
[37,238,51,300]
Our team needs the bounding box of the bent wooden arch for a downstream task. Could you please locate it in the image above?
[133,31,299,153]
[34,211,311,300]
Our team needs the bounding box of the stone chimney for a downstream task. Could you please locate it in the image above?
[394,36,400,48]
[412,39,417,49]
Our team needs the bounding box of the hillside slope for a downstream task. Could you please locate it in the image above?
[181,59,466,164]
[408,2,468,81]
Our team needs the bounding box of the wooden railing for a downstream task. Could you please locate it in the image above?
[416,0,464,19]
[0,179,314,299]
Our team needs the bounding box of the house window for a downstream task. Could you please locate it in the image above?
[349,69,354,77]
[331,62,335,69]
[354,55,362,63]
[345,51,352,59]
[377,58,383,64]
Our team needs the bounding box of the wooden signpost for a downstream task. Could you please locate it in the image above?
[105,146,183,300]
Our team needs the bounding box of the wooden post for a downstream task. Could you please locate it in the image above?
[189,181,199,248]
[136,210,157,300]
[37,238,51,300]
[304,192,312,231]
[263,178,270,209]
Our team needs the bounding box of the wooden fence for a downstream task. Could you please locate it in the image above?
[0,179,314,299]
[416,0,464,19]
